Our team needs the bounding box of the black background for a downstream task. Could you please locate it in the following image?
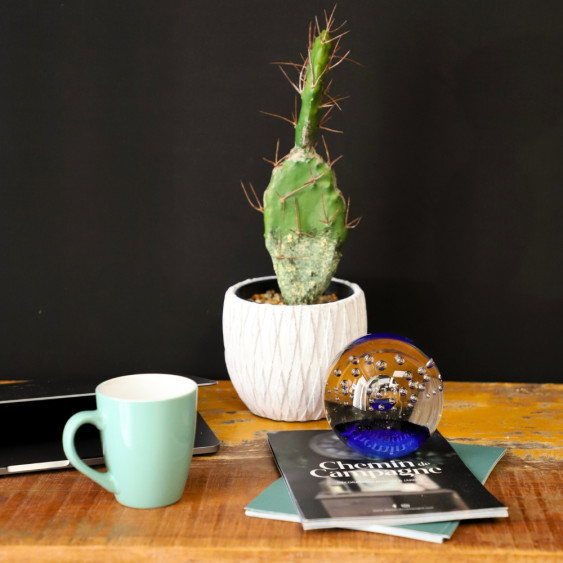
[1,1,562,384]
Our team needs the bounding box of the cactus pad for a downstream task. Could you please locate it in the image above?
[264,145,347,304]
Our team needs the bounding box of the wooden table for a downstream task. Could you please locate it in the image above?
[0,381,561,562]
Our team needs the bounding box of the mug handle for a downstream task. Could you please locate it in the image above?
[62,411,117,494]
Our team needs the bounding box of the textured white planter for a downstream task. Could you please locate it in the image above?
[223,276,367,421]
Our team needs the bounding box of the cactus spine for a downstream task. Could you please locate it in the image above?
[245,13,357,305]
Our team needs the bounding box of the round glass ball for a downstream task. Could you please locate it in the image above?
[324,333,444,459]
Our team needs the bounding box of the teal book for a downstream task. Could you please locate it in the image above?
[246,437,506,543]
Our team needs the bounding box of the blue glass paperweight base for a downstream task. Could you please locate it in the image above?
[332,417,430,459]
[324,333,443,459]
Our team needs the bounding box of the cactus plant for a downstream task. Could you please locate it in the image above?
[242,10,359,305]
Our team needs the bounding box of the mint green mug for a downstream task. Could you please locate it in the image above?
[63,373,198,509]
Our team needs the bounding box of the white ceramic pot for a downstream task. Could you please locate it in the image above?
[223,276,368,421]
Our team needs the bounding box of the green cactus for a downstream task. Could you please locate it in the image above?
[244,12,358,305]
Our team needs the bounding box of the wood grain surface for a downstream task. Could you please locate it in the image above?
[0,381,561,562]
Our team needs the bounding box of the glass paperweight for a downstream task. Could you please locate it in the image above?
[324,333,443,459]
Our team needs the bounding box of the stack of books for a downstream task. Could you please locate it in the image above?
[245,430,508,543]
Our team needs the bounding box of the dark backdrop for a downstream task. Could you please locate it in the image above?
[1,1,562,384]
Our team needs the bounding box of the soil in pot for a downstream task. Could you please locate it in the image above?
[248,289,338,305]
[241,278,351,305]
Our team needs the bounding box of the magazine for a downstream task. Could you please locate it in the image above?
[246,441,506,542]
[266,430,508,530]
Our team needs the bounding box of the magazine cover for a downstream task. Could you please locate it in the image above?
[246,442,506,542]
[267,430,508,529]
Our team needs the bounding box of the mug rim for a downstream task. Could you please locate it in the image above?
[96,373,198,402]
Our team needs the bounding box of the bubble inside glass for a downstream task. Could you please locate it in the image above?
[324,333,444,459]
